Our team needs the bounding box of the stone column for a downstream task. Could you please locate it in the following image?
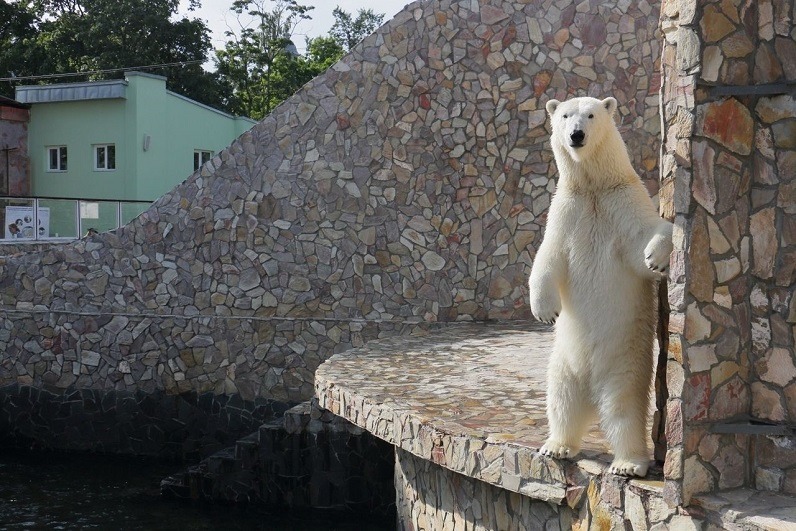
[660,0,796,505]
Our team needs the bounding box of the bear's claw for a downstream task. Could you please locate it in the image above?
[529,286,561,326]
[541,312,559,325]
[608,458,649,477]
[644,234,673,277]
[539,440,578,459]
[644,253,669,275]
[534,313,559,325]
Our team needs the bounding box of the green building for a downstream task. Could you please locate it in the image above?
[10,72,254,239]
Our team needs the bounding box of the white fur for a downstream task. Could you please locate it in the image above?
[528,97,673,477]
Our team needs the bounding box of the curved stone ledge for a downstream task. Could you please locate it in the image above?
[314,321,661,506]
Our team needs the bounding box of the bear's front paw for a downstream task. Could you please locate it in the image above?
[608,457,649,477]
[534,308,559,325]
[530,291,561,325]
[539,439,579,459]
[644,235,673,276]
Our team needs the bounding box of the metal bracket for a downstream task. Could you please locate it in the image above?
[712,420,796,436]
[708,82,796,97]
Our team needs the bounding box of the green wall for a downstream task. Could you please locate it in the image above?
[29,98,127,199]
[25,72,256,203]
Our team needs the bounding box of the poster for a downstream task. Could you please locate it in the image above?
[5,205,50,240]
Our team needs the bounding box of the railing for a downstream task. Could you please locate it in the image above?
[0,195,153,242]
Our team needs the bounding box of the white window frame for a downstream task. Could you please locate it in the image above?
[47,146,68,172]
[194,149,212,171]
[93,144,116,171]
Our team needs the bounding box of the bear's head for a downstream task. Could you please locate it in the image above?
[545,96,618,163]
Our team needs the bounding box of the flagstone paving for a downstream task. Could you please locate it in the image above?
[315,321,659,504]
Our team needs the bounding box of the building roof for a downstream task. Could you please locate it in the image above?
[13,71,254,123]
[0,94,31,109]
[15,79,127,104]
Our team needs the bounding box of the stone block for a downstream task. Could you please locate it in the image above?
[756,466,784,491]
[696,99,754,155]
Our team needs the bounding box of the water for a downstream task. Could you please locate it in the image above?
[0,449,394,530]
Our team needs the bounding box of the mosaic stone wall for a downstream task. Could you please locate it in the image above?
[0,242,57,257]
[659,0,796,505]
[395,448,689,530]
[0,0,662,418]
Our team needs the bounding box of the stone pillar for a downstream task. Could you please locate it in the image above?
[0,102,30,196]
[660,0,796,505]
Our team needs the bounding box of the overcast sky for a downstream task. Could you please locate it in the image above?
[180,0,413,56]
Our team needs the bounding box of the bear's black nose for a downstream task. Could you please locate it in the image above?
[570,130,585,146]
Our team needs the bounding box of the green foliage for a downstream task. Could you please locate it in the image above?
[215,0,349,120]
[2,0,385,119]
[215,2,382,120]
[0,1,39,98]
[306,36,344,71]
[2,0,228,108]
[215,33,343,120]
[215,0,315,119]
[330,7,385,51]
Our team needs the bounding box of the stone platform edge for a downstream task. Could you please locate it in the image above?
[313,322,665,507]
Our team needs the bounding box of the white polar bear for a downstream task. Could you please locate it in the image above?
[528,96,673,477]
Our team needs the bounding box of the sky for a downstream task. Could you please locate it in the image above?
[179,0,413,57]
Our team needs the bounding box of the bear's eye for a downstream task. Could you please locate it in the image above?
[588,114,594,119]
[563,114,568,119]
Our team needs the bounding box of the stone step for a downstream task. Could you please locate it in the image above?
[283,399,367,435]
[160,400,394,513]
[159,471,191,499]
[204,446,236,477]
[693,488,796,530]
[234,431,260,470]
[160,462,209,500]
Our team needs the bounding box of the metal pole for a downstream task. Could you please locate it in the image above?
[33,197,38,241]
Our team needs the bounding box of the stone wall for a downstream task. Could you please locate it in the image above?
[0,384,287,459]
[660,0,796,504]
[0,242,58,257]
[0,0,662,451]
[395,448,689,530]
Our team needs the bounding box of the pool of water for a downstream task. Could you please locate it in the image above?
[0,448,394,530]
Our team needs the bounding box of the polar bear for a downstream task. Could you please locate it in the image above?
[528,96,673,477]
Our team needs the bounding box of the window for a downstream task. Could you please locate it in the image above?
[194,150,212,171]
[94,144,116,171]
[79,202,99,219]
[47,146,68,172]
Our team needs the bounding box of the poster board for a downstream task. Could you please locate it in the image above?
[4,205,50,239]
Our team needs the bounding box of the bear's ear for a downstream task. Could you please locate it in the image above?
[546,99,560,116]
[602,97,617,116]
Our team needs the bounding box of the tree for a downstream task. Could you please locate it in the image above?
[0,1,39,98]
[3,0,228,109]
[305,36,344,72]
[215,0,316,119]
[215,2,383,120]
[263,36,344,111]
[329,7,384,51]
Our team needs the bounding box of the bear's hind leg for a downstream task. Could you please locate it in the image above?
[540,359,594,460]
[599,385,650,477]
